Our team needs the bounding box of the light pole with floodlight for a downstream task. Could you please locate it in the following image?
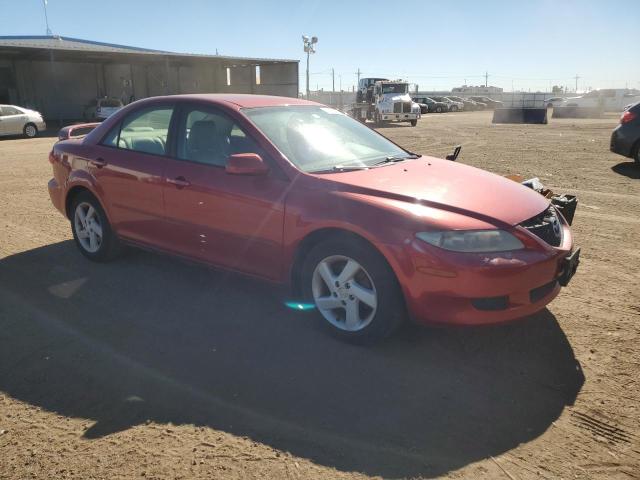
[302,35,317,99]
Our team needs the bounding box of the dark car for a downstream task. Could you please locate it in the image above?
[412,96,448,113]
[430,96,463,112]
[610,101,640,164]
[470,96,504,109]
[447,96,481,111]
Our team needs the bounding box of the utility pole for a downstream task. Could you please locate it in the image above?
[574,74,580,93]
[332,68,335,92]
[484,71,489,87]
[42,0,52,35]
[302,35,318,99]
[356,68,361,84]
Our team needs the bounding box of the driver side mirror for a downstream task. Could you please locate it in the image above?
[226,153,269,176]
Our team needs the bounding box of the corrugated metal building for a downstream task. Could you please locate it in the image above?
[0,35,299,120]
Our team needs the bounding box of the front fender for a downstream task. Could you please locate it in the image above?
[282,186,420,287]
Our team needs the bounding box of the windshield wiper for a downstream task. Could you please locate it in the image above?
[373,153,421,166]
[309,164,369,173]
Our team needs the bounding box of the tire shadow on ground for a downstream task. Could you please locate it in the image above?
[0,241,584,478]
[611,161,640,179]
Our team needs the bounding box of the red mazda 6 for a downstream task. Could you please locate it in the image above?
[48,94,579,341]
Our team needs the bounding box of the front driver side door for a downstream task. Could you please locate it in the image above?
[162,104,288,281]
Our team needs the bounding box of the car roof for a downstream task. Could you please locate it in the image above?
[149,93,320,109]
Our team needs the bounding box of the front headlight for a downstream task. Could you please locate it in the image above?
[416,230,524,252]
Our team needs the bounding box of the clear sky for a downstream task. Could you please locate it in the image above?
[2,0,638,93]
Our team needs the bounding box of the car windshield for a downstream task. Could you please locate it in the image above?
[243,105,408,173]
[381,84,408,94]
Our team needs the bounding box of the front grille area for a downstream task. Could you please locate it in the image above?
[520,206,562,247]
[393,102,413,113]
[471,295,509,311]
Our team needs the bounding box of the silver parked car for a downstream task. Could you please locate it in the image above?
[0,104,47,138]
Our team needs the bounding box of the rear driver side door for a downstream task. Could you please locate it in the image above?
[91,104,175,248]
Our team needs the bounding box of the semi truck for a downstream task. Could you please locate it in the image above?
[348,78,421,127]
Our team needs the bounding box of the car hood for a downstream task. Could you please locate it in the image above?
[315,157,549,227]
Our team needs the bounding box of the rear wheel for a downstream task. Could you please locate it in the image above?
[302,237,405,342]
[634,142,640,164]
[70,192,121,262]
[23,123,38,138]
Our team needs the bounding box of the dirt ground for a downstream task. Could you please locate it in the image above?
[0,111,638,479]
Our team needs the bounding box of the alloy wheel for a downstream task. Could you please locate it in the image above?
[74,202,103,253]
[24,125,37,137]
[312,255,378,332]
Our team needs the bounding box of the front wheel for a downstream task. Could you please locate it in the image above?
[436,106,443,113]
[302,237,405,342]
[374,112,383,127]
[23,123,38,138]
[450,106,458,112]
[71,192,122,262]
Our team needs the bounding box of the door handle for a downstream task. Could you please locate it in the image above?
[90,158,107,168]
[166,176,191,188]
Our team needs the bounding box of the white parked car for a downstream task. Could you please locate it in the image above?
[83,97,124,121]
[0,104,47,138]
[560,89,640,112]
[543,97,565,108]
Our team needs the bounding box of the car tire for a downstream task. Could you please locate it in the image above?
[436,106,442,113]
[23,123,38,138]
[70,191,122,262]
[410,119,417,126]
[301,236,405,343]
[451,106,458,112]
[633,142,640,164]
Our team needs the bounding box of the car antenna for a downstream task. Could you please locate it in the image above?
[446,145,462,161]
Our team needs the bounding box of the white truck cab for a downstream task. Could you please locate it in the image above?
[349,78,420,126]
[372,80,421,125]
[560,89,640,112]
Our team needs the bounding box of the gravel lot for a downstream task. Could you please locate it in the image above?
[1,111,638,479]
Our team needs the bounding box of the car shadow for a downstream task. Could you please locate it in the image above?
[611,161,640,179]
[0,129,59,140]
[0,241,584,478]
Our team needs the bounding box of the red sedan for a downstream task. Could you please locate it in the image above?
[48,94,579,341]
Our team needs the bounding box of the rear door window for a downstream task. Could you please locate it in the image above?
[101,106,174,156]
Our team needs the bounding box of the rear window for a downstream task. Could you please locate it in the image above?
[99,99,122,108]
